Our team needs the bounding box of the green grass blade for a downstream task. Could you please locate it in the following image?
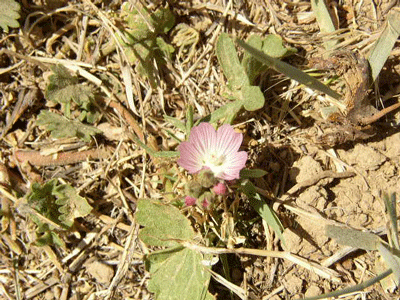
[368,9,400,81]
[236,38,341,100]
[383,192,399,249]
[241,181,285,246]
[311,0,338,51]
[303,269,392,300]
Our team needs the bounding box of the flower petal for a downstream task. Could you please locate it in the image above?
[215,124,243,156]
[177,141,203,173]
[219,151,248,180]
[189,123,217,157]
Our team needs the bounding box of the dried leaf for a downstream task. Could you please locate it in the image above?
[0,0,20,32]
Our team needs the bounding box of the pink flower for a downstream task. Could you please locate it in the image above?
[177,123,247,180]
[184,196,196,206]
[213,182,227,195]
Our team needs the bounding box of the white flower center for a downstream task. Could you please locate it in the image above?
[203,153,227,176]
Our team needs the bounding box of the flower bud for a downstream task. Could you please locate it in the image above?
[197,169,217,188]
[185,181,203,198]
[213,182,227,195]
[197,191,214,208]
[184,196,196,206]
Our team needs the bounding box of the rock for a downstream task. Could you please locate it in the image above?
[85,261,114,285]
[305,285,322,297]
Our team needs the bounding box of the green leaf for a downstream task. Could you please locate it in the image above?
[241,181,285,245]
[241,85,265,111]
[185,105,194,135]
[0,0,20,32]
[240,169,268,178]
[368,9,400,81]
[36,231,66,248]
[325,225,380,251]
[136,199,194,247]
[241,35,265,84]
[28,179,65,229]
[236,39,342,100]
[37,110,102,142]
[216,33,250,91]
[26,179,92,246]
[147,247,214,300]
[46,65,94,117]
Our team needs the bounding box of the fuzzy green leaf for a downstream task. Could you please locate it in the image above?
[26,179,92,246]
[325,225,380,251]
[216,33,250,91]
[119,3,175,87]
[154,151,179,158]
[241,35,265,84]
[164,115,186,132]
[27,179,92,229]
[137,199,214,300]
[241,85,265,111]
[37,110,102,142]
[203,100,244,125]
[0,0,20,32]
[136,198,194,247]
[36,231,66,248]
[27,179,65,229]
[377,243,400,286]
[311,0,338,51]
[46,65,94,116]
[147,247,214,300]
